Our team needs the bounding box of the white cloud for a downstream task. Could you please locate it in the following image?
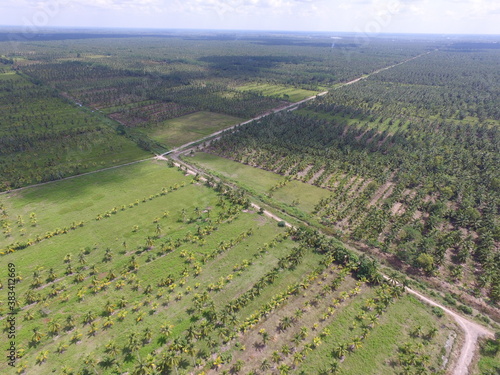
[0,0,499,34]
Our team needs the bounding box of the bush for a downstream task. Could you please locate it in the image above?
[477,314,491,324]
[481,339,500,356]
[457,304,473,315]
[277,221,286,227]
[444,293,457,306]
[432,306,445,318]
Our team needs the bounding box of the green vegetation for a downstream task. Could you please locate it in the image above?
[1,30,495,375]
[205,45,500,313]
[0,159,451,375]
[145,111,243,148]
[189,152,331,216]
[476,334,500,375]
[235,82,321,102]
[0,63,148,191]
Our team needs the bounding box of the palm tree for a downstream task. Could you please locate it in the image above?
[333,343,348,360]
[160,351,180,375]
[279,316,293,331]
[272,351,281,364]
[143,327,153,343]
[260,359,271,372]
[281,344,291,356]
[31,327,43,344]
[232,359,244,373]
[56,342,68,354]
[259,328,270,345]
[294,308,305,320]
[36,350,48,364]
[82,311,95,325]
[278,364,291,374]
[186,325,198,342]
[412,325,423,338]
[132,353,157,375]
[184,342,197,367]
[426,327,438,340]
[349,337,363,352]
[292,352,304,368]
[48,320,61,336]
[87,322,98,336]
[329,360,340,374]
[160,322,173,338]
[70,330,82,344]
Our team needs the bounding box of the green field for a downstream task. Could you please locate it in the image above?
[188,152,331,214]
[2,31,493,375]
[0,160,458,375]
[236,83,321,102]
[299,293,457,375]
[146,111,244,148]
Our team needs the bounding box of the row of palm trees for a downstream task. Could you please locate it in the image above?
[15,193,264,373]
[0,180,191,258]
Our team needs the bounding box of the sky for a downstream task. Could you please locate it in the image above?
[1,0,499,35]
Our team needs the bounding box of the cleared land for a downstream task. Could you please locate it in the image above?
[145,111,244,148]
[188,152,332,215]
[235,83,321,103]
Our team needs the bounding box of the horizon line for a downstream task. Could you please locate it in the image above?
[0,25,499,37]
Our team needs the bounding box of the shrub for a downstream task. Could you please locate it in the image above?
[457,304,473,315]
[444,293,456,306]
[432,306,444,318]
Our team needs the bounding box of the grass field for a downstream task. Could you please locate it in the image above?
[299,293,458,374]
[188,152,331,214]
[236,83,321,103]
[0,159,459,375]
[0,160,293,374]
[145,111,244,148]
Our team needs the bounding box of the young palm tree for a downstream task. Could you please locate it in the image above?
[132,355,151,375]
[56,342,68,354]
[87,322,98,336]
[260,359,271,372]
[272,351,281,364]
[232,360,245,374]
[349,337,363,352]
[99,314,113,330]
[142,327,153,343]
[83,311,95,325]
[36,350,49,364]
[278,364,291,374]
[334,343,348,360]
[48,320,61,336]
[279,316,293,331]
[70,329,82,344]
[31,327,43,344]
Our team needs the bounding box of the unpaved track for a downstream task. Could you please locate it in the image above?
[405,288,493,375]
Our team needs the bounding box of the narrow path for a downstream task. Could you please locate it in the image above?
[406,288,493,375]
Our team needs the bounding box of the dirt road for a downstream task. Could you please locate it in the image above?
[406,288,493,375]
